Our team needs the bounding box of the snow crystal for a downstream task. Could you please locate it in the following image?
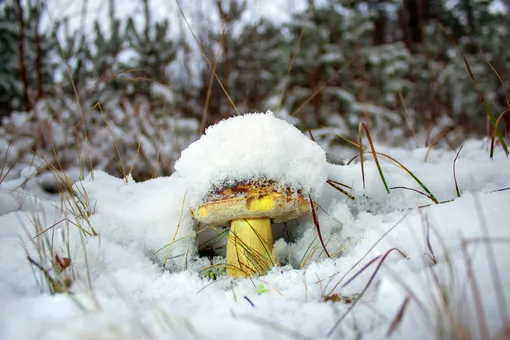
[174,111,328,206]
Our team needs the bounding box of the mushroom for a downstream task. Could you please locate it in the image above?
[191,182,311,278]
[174,111,327,278]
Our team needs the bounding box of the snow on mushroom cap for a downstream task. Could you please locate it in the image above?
[174,111,328,206]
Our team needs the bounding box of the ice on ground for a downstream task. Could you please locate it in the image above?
[174,111,328,206]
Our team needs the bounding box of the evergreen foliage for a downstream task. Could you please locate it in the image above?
[0,2,57,116]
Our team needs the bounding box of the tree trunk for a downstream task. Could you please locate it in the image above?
[401,0,424,51]
[35,0,43,100]
[372,9,387,46]
[16,0,31,112]
[216,0,232,119]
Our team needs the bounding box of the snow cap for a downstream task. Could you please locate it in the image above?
[174,110,328,207]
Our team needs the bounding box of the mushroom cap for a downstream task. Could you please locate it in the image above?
[174,111,328,207]
[191,182,311,226]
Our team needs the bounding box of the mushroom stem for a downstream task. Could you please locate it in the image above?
[226,217,275,278]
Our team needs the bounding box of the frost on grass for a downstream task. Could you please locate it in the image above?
[174,110,328,206]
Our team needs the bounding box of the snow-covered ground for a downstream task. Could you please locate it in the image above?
[1,112,509,339]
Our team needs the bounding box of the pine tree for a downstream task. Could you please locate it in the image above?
[210,18,289,115]
[197,0,248,126]
[434,0,510,128]
[0,4,20,118]
[283,2,405,135]
[125,0,178,103]
[0,1,57,117]
[87,0,124,92]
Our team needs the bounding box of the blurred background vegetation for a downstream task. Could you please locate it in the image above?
[1,0,509,181]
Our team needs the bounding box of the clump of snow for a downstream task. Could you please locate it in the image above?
[73,171,197,269]
[174,111,328,206]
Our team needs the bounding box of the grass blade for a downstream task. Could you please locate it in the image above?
[309,195,330,258]
[424,127,453,163]
[386,295,411,337]
[327,247,407,337]
[490,109,510,158]
[348,151,438,204]
[453,144,464,198]
[358,122,390,193]
[390,186,438,204]
[326,180,355,200]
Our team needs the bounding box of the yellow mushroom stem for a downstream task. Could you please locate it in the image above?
[226,217,275,278]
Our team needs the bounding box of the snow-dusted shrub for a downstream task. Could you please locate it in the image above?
[0,89,198,186]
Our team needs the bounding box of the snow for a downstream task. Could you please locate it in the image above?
[1,126,510,339]
[174,111,328,206]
